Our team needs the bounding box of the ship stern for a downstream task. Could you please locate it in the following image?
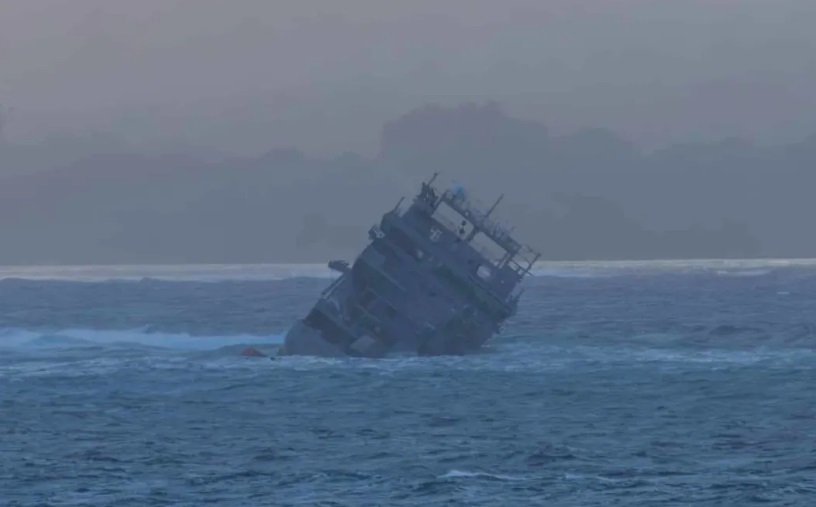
[281,320,344,358]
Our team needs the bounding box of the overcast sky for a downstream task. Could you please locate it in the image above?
[2,0,816,155]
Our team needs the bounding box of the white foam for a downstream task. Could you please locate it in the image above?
[1,258,814,282]
[440,470,527,481]
[531,258,816,278]
[715,268,774,277]
[0,264,333,282]
[0,327,283,351]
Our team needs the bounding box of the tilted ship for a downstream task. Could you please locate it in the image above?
[282,173,540,358]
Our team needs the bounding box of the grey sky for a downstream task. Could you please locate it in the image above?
[2,0,816,155]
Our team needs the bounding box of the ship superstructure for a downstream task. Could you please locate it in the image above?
[282,173,540,358]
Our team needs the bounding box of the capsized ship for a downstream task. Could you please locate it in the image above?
[282,173,540,358]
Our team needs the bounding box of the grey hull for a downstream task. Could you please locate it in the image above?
[281,320,344,358]
[280,174,540,359]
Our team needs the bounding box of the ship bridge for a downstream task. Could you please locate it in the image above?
[415,173,541,279]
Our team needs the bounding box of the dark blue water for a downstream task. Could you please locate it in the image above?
[1,263,815,506]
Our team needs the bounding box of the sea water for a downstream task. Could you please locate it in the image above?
[1,261,815,506]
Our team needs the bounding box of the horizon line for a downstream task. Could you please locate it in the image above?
[2,257,816,270]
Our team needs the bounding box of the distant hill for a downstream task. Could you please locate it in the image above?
[4,102,816,264]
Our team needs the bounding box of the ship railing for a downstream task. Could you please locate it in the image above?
[434,264,511,315]
[441,189,491,226]
[439,189,521,251]
[515,244,540,265]
[471,242,506,267]
[428,210,508,267]
[507,244,541,276]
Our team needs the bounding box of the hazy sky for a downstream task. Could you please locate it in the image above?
[2,0,816,155]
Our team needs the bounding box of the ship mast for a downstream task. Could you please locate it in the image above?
[466,193,504,243]
[484,194,504,220]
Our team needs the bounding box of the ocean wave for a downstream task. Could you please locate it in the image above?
[439,469,527,481]
[0,264,334,283]
[529,268,608,279]
[714,269,774,277]
[2,259,816,282]
[0,327,283,352]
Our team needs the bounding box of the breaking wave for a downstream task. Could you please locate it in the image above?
[0,264,333,283]
[439,470,528,481]
[0,327,283,352]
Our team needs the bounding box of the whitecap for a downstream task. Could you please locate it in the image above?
[439,469,527,481]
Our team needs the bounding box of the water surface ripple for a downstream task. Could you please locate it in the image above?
[1,264,816,505]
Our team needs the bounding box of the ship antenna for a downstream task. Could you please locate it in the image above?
[428,171,440,185]
[484,194,504,220]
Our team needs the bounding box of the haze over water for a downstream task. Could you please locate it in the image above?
[3,1,816,264]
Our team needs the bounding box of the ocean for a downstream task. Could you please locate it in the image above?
[1,260,815,506]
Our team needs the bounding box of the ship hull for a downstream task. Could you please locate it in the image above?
[281,320,344,358]
[280,176,538,359]
[281,313,493,358]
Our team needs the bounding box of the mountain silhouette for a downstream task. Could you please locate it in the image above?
[4,102,815,264]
